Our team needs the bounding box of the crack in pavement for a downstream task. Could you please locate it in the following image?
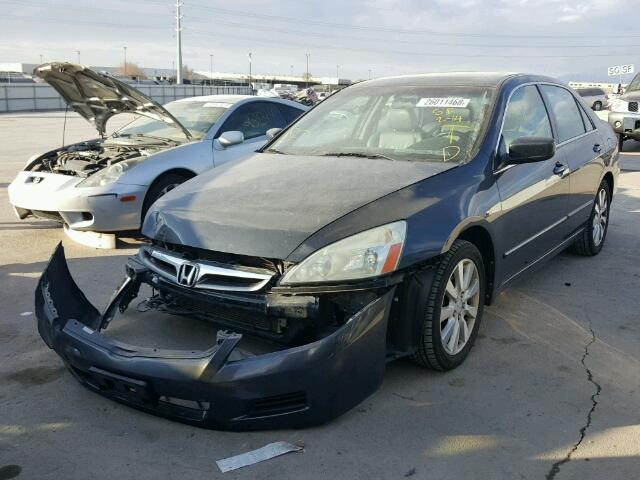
[545,324,602,480]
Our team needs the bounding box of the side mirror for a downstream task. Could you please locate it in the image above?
[266,127,282,139]
[507,137,555,165]
[217,130,244,148]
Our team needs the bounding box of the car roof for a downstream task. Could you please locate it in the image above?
[173,94,254,104]
[354,72,560,89]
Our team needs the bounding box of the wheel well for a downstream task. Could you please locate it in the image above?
[140,168,197,226]
[458,226,495,305]
[603,172,614,198]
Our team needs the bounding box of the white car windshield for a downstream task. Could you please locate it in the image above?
[116,100,231,141]
[268,85,496,163]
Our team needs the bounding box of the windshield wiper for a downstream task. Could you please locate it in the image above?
[263,148,288,154]
[322,152,396,161]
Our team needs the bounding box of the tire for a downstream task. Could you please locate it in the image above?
[571,180,611,256]
[141,173,189,223]
[593,101,602,111]
[412,239,485,371]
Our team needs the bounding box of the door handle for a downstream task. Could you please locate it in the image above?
[553,162,569,176]
[593,143,602,153]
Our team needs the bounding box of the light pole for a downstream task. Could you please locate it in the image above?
[39,54,43,64]
[336,64,339,78]
[123,46,127,76]
[248,52,252,85]
[209,54,214,84]
[290,64,293,77]
[76,50,80,64]
[368,69,372,80]
[175,0,183,84]
[305,53,310,87]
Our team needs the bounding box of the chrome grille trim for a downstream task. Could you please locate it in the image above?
[139,247,274,292]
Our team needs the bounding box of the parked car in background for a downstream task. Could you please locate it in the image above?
[8,63,307,246]
[35,72,619,430]
[0,71,35,84]
[575,87,608,111]
[609,72,640,150]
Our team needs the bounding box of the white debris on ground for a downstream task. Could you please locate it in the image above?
[216,441,304,473]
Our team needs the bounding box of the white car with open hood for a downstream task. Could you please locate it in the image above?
[8,63,307,247]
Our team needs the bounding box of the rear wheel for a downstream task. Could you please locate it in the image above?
[571,180,610,256]
[412,240,485,371]
[141,173,189,224]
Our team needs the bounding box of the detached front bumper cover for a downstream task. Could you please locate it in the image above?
[35,243,394,430]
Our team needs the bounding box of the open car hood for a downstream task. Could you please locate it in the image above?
[33,62,191,139]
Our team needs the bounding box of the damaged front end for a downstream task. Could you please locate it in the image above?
[35,243,396,430]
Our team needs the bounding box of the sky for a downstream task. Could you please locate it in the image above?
[0,0,639,81]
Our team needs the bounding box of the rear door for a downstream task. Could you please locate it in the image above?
[539,84,602,235]
[213,101,288,166]
[494,84,571,282]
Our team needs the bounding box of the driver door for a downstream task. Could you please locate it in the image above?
[493,84,571,283]
[213,102,288,166]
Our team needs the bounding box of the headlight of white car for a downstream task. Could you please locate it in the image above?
[76,159,142,188]
[610,98,629,113]
[280,221,407,285]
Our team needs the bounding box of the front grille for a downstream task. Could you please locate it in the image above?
[140,246,275,292]
[246,391,308,417]
[629,101,638,112]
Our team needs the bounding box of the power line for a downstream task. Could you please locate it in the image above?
[185,28,640,59]
[186,4,640,39]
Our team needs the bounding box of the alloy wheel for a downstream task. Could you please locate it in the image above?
[440,258,480,355]
[592,188,608,246]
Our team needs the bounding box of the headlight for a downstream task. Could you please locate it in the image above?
[77,159,140,188]
[610,98,629,113]
[280,221,406,285]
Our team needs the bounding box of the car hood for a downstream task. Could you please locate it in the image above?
[143,153,456,259]
[33,62,191,139]
[620,90,640,102]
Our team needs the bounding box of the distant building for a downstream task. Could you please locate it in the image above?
[568,81,624,94]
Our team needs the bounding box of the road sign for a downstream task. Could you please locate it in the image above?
[608,64,634,76]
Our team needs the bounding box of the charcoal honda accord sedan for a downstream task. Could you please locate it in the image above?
[36,72,619,430]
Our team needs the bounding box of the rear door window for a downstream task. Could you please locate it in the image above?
[540,85,586,143]
[278,104,305,124]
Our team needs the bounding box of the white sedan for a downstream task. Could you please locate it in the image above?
[8,63,307,246]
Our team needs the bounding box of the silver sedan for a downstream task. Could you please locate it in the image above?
[8,63,307,246]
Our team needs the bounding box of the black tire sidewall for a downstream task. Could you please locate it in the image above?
[428,242,485,370]
[141,173,188,224]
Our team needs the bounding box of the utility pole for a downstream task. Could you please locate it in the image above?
[123,46,127,76]
[209,54,214,84]
[175,0,183,84]
[336,64,339,78]
[290,65,293,77]
[368,69,372,80]
[248,52,252,85]
[305,53,310,87]
[39,54,43,64]
[76,50,81,64]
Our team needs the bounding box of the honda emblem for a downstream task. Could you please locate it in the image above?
[177,262,199,287]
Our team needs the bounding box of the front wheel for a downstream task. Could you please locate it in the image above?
[412,240,485,371]
[571,180,611,256]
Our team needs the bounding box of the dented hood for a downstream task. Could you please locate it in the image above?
[142,153,455,259]
[34,62,191,138]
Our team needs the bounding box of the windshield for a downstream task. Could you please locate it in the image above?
[116,100,231,141]
[268,85,495,163]
[627,74,640,92]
